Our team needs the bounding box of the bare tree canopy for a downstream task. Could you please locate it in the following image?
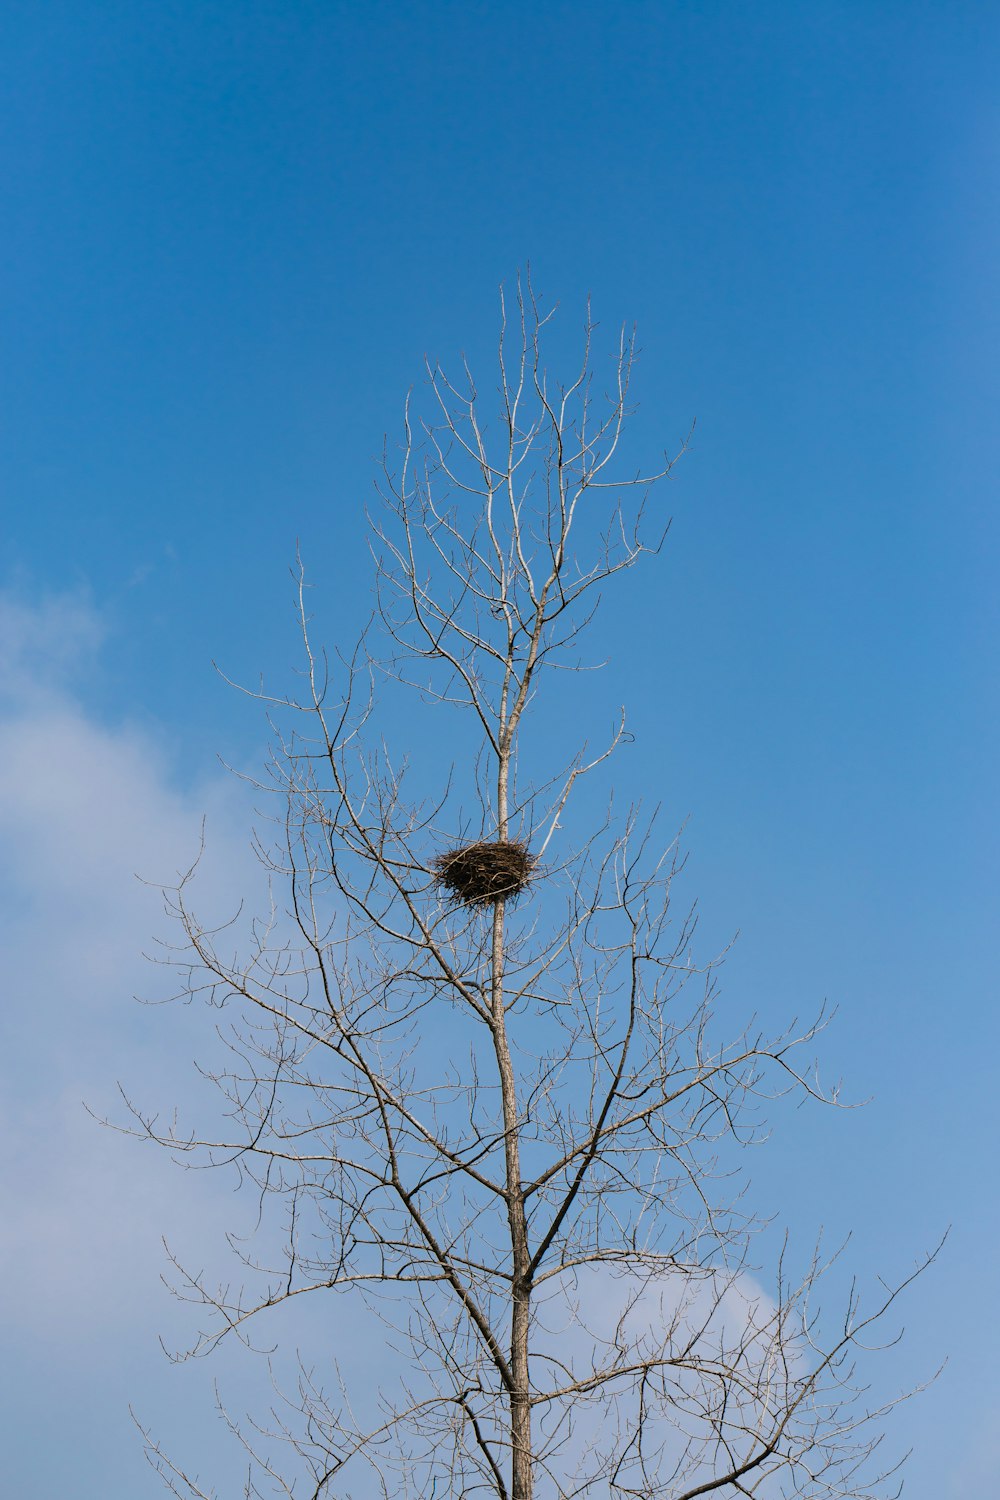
[121,276,937,1500]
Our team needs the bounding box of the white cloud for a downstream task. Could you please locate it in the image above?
[0,587,106,701]
[0,590,253,1342]
[527,1261,783,1487]
[0,590,392,1500]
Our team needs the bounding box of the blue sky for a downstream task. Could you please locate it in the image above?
[1,2,997,1495]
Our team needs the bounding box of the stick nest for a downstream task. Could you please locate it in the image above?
[432,839,536,907]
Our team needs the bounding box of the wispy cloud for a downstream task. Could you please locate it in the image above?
[0,589,249,1342]
[0,587,106,701]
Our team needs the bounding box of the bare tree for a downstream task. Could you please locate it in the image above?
[123,276,935,1500]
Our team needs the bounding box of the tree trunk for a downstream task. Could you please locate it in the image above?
[492,750,533,1500]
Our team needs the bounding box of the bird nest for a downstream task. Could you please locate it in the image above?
[432,839,536,907]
